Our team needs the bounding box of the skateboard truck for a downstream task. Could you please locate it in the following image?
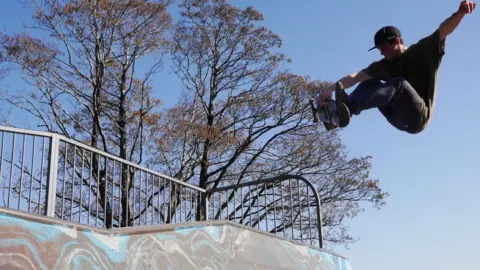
[309,82,349,131]
[309,96,337,131]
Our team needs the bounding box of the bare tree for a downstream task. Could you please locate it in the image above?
[0,0,172,228]
[145,0,388,247]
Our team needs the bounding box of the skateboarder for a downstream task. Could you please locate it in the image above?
[314,0,476,134]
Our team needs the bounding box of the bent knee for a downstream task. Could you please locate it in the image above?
[390,76,411,88]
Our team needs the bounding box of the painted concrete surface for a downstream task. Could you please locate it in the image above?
[0,208,352,270]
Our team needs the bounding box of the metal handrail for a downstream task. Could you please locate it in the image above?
[207,174,324,249]
[59,136,206,192]
[0,126,205,193]
[0,126,324,248]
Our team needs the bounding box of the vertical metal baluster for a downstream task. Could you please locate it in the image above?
[145,172,151,226]
[179,186,183,222]
[165,180,168,224]
[194,189,197,222]
[88,151,93,225]
[111,161,115,227]
[123,165,127,227]
[186,188,190,222]
[219,192,222,220]
[264,184,267,232]
[298,180,302,242]
[190,189,193,221]
[38,137,45,215]
[183,186,186,222]
[240,187,243,224]
[18,134,26,210]
[7,133,16,209]
[119,162,122,227]
[96,153,99,227]
[233,189,236,222]
[126,165,130,227]
[146,173,149,225]
[248,186,252,226]
[132,168,136,226]
[215,192,218,220]
[148,173,151,225]
[189,188,192,222]
[178,184,183,223]
[183,186,187,222]
[175,184,178,223]
[104,157,108,228]
[185,187,188,222]
[125,165,129,227]
[152,174,155,225]
[212,189,215,220]
[168,182,172,224]
[139,170,142,226]
[289,179,294,239]
[226,190,229,221]
[163,178,166,224]
[281,182,285,237]
[181,186,184,223]
[0,132,3,208]
[151,174,154,226]
[28,136,36,212]
[174,183,177,223]
[79,149,84,224]
[307,187,312,246]
[127,166,130,227]
[186,187,189,222]
[273,183,277,233]
[190,189,193,222]
[157,176,160,225]
[71,146,76,221]
[201,192,204,221]
[61,143,67,219]
[257,186,260,229]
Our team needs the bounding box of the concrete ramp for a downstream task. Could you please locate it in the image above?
[0,208,352,269]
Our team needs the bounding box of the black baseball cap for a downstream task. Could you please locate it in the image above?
[368,26,402,51]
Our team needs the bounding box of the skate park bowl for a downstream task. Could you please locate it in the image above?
[0,208,351,269]
[0,126,352,269]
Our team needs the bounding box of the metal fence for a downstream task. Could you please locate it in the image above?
[0,127,52,216]
[0,126,207,229]
[54,136,207,228]
[0,126,324,248]
[207,175,324,248]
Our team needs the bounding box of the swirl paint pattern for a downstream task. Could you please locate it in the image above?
[0,208,352,270]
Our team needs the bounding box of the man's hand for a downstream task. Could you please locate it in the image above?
[318,88,334,105]
[459,0,476,14]
[438,1,475,40]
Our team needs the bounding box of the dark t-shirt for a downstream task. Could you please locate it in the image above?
[362,29,446,124]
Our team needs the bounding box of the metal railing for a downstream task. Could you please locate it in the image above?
[207,175,324,248]
[0,126,324,248]
[54,136,208,228]
[0,126,207,229]
[0,127,52,216]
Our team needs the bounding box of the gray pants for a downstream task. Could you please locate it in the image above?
[348,77,427,134]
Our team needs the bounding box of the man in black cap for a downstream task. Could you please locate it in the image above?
[315,0,476,134]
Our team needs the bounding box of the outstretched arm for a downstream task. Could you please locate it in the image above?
[321,71,371,93]
[438,0,476,40]
[316,71,372,104]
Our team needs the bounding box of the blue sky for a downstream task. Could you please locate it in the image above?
[1,1,479,269]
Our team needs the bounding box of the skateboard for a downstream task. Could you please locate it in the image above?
[309,82,350,131]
